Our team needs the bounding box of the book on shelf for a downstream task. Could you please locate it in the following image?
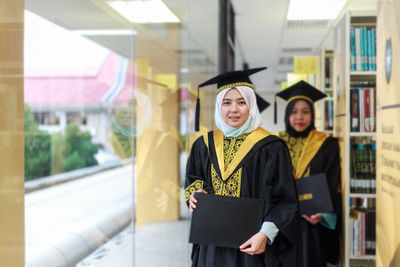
[363,89,371,132]
[350,142,376,194]
[370,88,376,132]
[365,209,376,255]
[351,87,360,132]
[360,27,366,71]
[371,28,376,71]
[325,55,333,88]
[325,100,329,130]
[328,100,333,130]
[354,27,362,71]
[324,100,334,131]
[350,143,358,192]
[362,87,376,132]
[357,144,368,194]
[359,88,365,132]
[350,207,376,257]
[350,82,376,133]
[350,26,376,71]
[369,143,376,194]
[367,29,372,70]
[350,26,356,71]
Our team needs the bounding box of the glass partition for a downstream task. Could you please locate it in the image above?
[24,0,219,266]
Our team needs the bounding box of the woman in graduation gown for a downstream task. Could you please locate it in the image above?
[276,80,341,267]
[185,67,302,267]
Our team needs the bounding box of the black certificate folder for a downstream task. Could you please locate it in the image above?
[295,173,333,215]
[189,193,264,248]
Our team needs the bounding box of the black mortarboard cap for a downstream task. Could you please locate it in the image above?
[255,92,270,112]
[276,80,326,103]
[274,80,326,124]
[198,67,267,93]
[195,67,268,131]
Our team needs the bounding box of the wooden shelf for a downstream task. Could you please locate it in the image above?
[350,71,377,76]
[350,132,376,137]
[349,193,376,198]
[349,255,376,260]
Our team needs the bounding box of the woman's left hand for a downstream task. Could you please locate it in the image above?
[239,232,268,256]
[302,213,323,225]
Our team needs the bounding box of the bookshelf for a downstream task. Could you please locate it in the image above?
[332,10,377,267]
[316,49,334,133]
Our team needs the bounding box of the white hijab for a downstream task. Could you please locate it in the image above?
[215,86,262,137]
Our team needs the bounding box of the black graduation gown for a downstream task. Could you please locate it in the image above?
[302,136,341,266]
[280,131,341,267]
[185,129,302,267]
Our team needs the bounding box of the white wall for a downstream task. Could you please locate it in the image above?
[258,92,287,134]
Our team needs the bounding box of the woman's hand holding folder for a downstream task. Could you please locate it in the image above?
[189,189,208,212]
[302,213,323,225]
[239,232,268,255]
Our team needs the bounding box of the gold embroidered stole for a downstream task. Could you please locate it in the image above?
[295,130,329,178]
[212,128,272,181]
[186,128,272,198]
[211,134,249,196]
[280,130,329,178]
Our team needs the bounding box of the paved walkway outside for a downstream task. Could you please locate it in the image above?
[78,220,192,267]
[25,165,133,267]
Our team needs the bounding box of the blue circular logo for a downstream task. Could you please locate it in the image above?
[385,38,392,85]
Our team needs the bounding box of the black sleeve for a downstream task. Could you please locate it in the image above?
[262,140,299,245]
[318,137,342,264]
[322,137,341,214]
[260,140,302,267]
[184,136,213,202]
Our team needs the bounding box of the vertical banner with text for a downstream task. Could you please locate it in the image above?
[376,1,400,266]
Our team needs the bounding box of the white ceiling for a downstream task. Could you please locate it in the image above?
[26,0,379,93]
[166,0,378,92]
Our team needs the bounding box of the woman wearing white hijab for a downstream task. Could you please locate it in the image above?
[185,68,301,267]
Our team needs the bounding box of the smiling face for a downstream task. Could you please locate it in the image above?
[289,99,312,133]
[221,88,249,128]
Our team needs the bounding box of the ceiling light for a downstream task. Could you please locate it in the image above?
[287,0,347,20]
[107,0,180,23]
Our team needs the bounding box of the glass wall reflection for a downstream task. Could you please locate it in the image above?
[24,1,219,266]
[24,5,135,266]
[132,1,217,266]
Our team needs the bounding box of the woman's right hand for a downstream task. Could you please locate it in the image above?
[189,189,208,212]
[302,213,323,225]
